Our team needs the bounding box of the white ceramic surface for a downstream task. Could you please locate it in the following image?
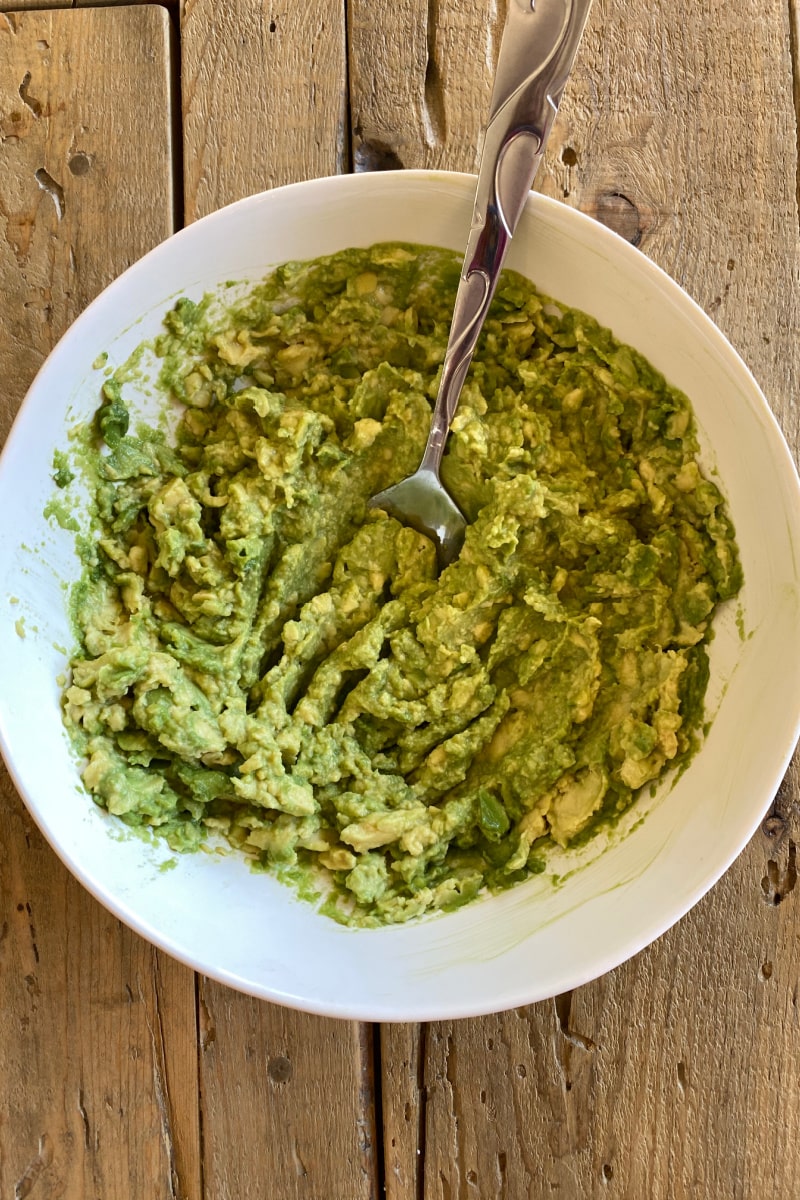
[1,171,799,1021]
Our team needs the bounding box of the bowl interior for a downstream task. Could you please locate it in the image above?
[1,170,799,1020]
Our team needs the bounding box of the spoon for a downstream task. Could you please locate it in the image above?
[369,0,594,568]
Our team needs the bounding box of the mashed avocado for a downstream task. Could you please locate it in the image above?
[61,243,742,925]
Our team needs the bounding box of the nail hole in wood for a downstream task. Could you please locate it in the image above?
[354,139,404,172]
[68,152,91,177]
[267,1055,293,1083]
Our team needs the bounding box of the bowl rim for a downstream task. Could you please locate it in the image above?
[2,168,800,1021]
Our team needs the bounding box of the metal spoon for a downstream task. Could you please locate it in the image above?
[369,0,594,568]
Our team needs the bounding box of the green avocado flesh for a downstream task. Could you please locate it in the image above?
[59,242,742,926]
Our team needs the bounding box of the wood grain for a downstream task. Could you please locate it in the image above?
[2,1,800,1195]
[375,0,800,1196]
[348,0,504,173]
[393,822,800,1199]
[0,4,177,443]
[179,4,379,1196]
[180,0,348,222]
[536,0,800,444]
[197,983,379,1199]
[2,2,170,11]
[0,9,201,1199]
[5,2,171,9]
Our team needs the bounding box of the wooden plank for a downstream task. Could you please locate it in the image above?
[394,829,800,1198]
[0,4,178,442]
[536,0,800,441]
[179,4,379,1197]
[4,2,175,9]
[0,9,201,1199]
[197,984,379,1198]
[180,0,348,222]
[348,0,502,173]
[2,2,170,9]
[381,1024,425,1196]
[375,0,800,1195]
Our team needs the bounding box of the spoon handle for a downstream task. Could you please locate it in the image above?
[419,0,594,474]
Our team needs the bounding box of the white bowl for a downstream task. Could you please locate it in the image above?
[1,171,799,1021]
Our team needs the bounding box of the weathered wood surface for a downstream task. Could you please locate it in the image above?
[180,4,380,1196]
[5,1,167,9]
[2,4,380,1199]
[0,4,176,440]
[0,10,202,1200]
[348,0,500,173]
[1,1,800,1198]
[196,986,379,1198]
[368,0,800,1196]
[180,0,348,223]
[4,1,164,10]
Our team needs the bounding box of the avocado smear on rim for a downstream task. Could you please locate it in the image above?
[61,243,742,926]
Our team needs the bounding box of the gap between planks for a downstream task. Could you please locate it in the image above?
[789,0,800,228]
[1,2,179,11]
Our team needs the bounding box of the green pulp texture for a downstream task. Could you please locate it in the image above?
[61,243,742,925]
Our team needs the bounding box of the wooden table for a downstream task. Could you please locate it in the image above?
[1,2,799,1196]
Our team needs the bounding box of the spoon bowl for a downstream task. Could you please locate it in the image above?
[369,0,594,561]
[370,467,467,569]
